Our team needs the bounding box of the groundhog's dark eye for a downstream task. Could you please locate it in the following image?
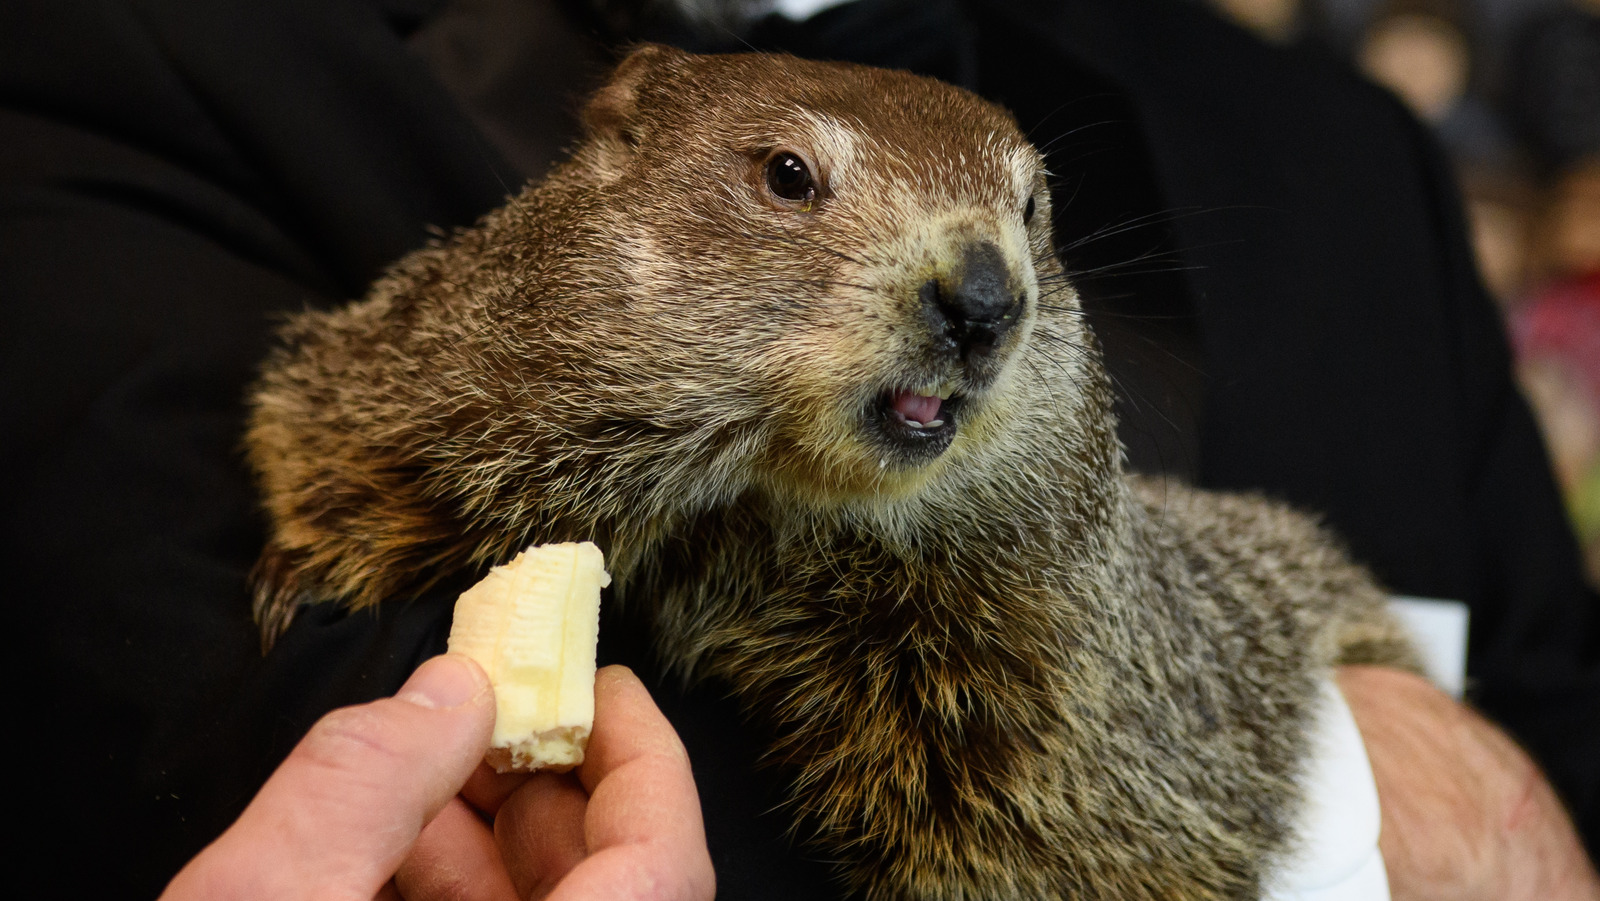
[766,152,816,205]
[1023,195,1037,225]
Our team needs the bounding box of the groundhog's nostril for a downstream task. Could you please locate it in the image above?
[922,241,1021,362]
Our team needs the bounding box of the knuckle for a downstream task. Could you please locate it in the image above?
[297,704,410,775]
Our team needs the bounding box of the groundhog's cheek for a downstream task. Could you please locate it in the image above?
[765,326,870,426]
[742,331,883,489]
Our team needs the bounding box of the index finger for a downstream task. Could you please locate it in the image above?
[577,665,694,795]
[552,665,715,901]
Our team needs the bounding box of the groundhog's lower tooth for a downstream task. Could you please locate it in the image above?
[447,541,609,773]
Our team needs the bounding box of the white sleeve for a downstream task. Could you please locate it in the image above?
[1266,595,1469,899]
[1262,678,1389,901]
[1386,596,1470,699]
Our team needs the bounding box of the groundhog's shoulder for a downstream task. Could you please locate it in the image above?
[1126,474,1416,670]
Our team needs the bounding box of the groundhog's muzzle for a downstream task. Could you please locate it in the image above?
[867,238,1031,465]
[919,239,1024,375]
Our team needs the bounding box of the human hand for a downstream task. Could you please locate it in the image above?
[161,657,714,901]
[394,664,715,901]
[160,654,496,900]
[1338,665,1600,901]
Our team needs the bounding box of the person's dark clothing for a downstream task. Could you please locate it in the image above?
[1511,4,1600,172]
[3,0,1596,897]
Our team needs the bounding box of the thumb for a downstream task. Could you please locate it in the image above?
[162,654,496,900]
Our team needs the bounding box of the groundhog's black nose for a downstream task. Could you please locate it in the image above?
[920,241,1023,365]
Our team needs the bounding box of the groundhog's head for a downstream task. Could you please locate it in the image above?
[556,45,1069,504]
[248,47,1101,635]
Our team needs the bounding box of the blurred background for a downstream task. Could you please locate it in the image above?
[1205,0,1600,589]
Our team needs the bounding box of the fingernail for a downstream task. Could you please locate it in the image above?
[396,655,485,710]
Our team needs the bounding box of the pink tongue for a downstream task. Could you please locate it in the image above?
[892,390,942,424]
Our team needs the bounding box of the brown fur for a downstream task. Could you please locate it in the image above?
[247,46,1417,900]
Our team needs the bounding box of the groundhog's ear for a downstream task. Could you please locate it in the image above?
[583,43,689,150]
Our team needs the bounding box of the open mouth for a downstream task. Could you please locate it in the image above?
[869,383,963,463]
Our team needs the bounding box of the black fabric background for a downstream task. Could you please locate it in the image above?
[3,0,1596,896]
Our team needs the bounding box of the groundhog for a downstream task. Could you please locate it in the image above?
[247,45,1418,901]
